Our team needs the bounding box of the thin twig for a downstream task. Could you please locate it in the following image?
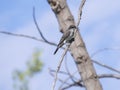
[61,82,80,90]
[61,73,120,90]
[64,55,77,82]
[91,47,120,58]
[49,68,80,89]
[92,59,120,74]
[49,68,69,75]
[48,68,71,85]
[91,47,120,73]
[0,6,61,47]
[0,31,66,49]
[0,31,43,42]
[59,71,79,90]
[52,45,70,90]
[50,58,120,88]
[76,0,86,26]
[61,80,84,90]
[33,6,56,46]
[64,56,79,82]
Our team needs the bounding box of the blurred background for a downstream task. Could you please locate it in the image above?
[0,0,120,90]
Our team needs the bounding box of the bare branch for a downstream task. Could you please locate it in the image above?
[64,56,79,83]
[91,47,120,73]
[91,47,120,58]
[65,56,76,81]
[61,83,82,90]
[76,0,86,26]
[98,74,120,79]
[61,73,120,90]
[50,68,120,89]
[32,6,46,41]
[0,31,43,42]
[50,59,120,89]
[92,59,120,74]
[49,68,81,89]
[0,30,66,51]
[52,45,69,90]
[49,68,69,75]
[0,31,59,47]
[59,71,79,90]
[61,73,120,89]
[61,80,84,90]
[48,68,71,85]
[0,6,63,48]
[33,6,57,46]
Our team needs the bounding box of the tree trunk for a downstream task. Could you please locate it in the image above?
[47,0,103,90]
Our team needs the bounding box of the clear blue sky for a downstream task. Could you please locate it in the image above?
[0,0,120,90]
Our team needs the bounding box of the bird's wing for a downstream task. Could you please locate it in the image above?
[58,30,70,46]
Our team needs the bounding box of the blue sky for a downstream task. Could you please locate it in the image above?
[0,0,120,90]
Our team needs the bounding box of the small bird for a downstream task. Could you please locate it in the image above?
[54,25,76,54]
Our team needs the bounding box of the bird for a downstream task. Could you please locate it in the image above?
[54,25,76,54]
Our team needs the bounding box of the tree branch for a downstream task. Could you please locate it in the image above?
[50,69,120,89]
[48,68,71,86]
[92,59,120,74]
[49,60,120,89]
[33,6,57,46]
[49,68,83,90]
[49,68,69,75]
[61,73,120,90]
[98,74,120,79]
[91,47,120,58]
[76,0,86,26]
[64,56,78,82]
[0,31,43,42]
[52,45,70,90]
[0,31,59,47]
[61,81,84,90]
[0,6,61,48]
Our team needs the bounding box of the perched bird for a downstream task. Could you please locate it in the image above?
[54,25,76,54]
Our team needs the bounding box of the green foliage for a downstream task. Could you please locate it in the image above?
[26,50,43,76]
[12,49,43,90]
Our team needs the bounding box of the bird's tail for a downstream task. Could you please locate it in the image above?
[53,47,59,55]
